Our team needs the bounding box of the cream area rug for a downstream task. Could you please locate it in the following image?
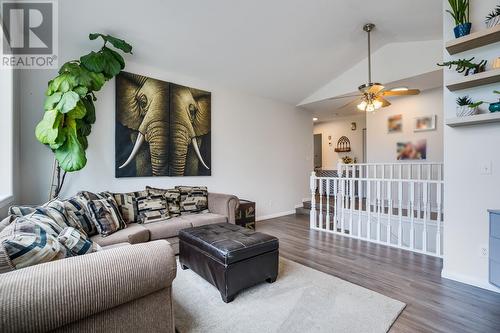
[172,257,405,333]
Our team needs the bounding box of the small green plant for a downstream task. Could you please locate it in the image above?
[486,5,500,28]
[35,33,132,196]
[456,96,483,107]
[446,0,470,26]
[437,57,487,76]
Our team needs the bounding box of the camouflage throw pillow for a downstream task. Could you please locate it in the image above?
[88,198,126,237]
[146,186,181,217]
[111,192,140,223]
[175,186,208,214]
[136,192,171,224]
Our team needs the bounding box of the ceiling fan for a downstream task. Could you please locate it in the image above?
[330,23,420,112]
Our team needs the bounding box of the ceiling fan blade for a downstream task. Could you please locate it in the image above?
[383,89,420,96]
[327,94,363,100]
[376,96,391,107]
[368,84,385,95]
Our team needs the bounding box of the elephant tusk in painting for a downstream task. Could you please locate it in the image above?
[191,137,210,170]
[119,132,145,169]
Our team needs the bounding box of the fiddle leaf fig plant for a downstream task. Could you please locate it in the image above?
[35,33,132,196]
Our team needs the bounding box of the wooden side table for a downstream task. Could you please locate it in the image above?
[235,200,255,230]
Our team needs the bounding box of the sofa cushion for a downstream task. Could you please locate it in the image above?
[176,186,208,213]
[90,223,149,247]
[0,217,71,273]
[88,199,126,237]
[8,205,36,217]
[63,195,98,236]
[179,213,227,227]
[146,186,181,217]
[142,218,191,240]
[57,227,101,256]
[136,193,171,224]
[112,192,140,223]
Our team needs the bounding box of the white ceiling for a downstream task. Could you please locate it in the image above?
[59,0,442,105]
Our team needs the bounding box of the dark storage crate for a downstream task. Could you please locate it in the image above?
[235,200,255,230]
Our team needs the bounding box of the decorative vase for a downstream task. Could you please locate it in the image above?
[453,22,472,38]
[489,102,500,113]
[456,105,478,117]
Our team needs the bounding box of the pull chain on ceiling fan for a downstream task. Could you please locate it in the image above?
[328,23,421,113]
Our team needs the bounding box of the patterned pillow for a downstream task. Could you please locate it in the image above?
[63,191,104,236]
[88,199,126,237]
[146,186,181,217]
[0,217,71,272]
[136,192,171,224]
[176,186,208,214]
[8,205,36,217]
[57,227,101,255]
[111,192,139,223]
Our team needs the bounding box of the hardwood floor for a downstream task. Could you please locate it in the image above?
[257,214,500,333]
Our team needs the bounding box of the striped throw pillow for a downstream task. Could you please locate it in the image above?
[88,198,126,237]
[176,186,208,214]
[111,192,140,223]
[136,193,171,224]
[0,217,71,272]
[57,227,101,255]
[146,186,181,217]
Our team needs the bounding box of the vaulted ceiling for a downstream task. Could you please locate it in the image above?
[59,0,442,105]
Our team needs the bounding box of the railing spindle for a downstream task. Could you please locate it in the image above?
[310,172,317,229]
[326,178,330,231]
[319,178,323,229]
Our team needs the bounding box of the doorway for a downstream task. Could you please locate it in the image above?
[314,133,322,170]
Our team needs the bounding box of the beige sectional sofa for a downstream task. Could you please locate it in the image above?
[90,192,239,253]
[0,192,239,332]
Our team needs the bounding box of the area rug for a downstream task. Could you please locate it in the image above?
[172,258,405,333]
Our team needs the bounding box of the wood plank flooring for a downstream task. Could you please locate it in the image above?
[257,214,500,333]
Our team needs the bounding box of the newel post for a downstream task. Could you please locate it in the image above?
[310,171,317,229]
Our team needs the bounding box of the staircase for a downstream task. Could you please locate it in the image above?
[296,199,335,216]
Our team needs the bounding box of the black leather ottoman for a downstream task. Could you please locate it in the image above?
[179,223,279,303]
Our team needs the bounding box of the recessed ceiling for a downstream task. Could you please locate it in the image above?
[58,0,442,104]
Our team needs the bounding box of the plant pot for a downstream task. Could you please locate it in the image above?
[456,105,478,117]
[453,22,472,38]
[489,102,500,113]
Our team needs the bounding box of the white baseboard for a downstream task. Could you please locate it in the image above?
[256,210,296,222]
[441,269,500,293]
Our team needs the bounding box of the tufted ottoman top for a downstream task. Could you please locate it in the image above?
[179,223,279,265]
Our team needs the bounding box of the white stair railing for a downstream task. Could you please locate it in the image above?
[310,162,444,257]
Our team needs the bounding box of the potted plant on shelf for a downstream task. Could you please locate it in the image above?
[489,91,500,113]
[446,0,471,38]
[456,96,483,117]
[437,57,487,76]
[485,4,500,28]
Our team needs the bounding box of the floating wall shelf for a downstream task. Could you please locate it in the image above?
[445,25,500,55]
[446,112,500,127]
[446,68,500,91]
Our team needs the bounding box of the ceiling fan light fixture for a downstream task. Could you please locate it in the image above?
[365,103,376,112]
[373,99,383,109]
[357,100,368,111]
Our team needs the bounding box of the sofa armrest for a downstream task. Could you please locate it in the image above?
[208,192,240,224]
[0,240,176,333]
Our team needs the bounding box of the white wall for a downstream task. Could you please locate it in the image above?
[366,88,444,163]
[442,0,500,292]
[18,60,312,220]
[313,115,366,169]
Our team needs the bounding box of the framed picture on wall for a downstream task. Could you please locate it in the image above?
[414,115,436,132]
[388,114,402,133]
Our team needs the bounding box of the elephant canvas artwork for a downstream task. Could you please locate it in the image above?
[115,72,211,177]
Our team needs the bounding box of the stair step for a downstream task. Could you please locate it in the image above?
[295,207,310,216]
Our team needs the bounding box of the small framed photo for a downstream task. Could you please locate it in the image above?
[414,115,436,132]
[388,114,403,133]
